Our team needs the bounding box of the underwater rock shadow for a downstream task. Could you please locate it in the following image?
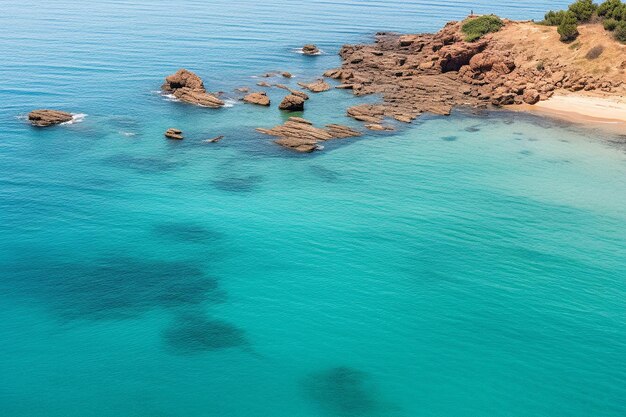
[309,164,342,182]
[440,135,458,142]
[103,153,185,174]
[153,221,224,244]
[211,174,264,193]
[3,256,225,321]
[162,313,251,355]
[302,366,389,417]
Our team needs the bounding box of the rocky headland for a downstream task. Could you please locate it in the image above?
[324,18,626,125]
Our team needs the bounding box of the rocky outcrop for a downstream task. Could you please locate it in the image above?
[323,19,625,125]
[165,128,184,140]
[243,92,271,106]
[28,109,73,127]
[298,80,331,93]
[257,117,361,152]
[162,69,224,108]
[204,135,224,143]
[279,94,305,111]
[302,44,320,55]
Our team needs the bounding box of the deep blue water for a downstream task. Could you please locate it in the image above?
[1,1,626,416]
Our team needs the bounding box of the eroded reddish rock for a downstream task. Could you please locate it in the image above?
[243,92,271,106]
[162,69,224,108]
[298,80,331,93]
[27,109,73,127]
[256,117,360,152]
[523,89,540,105]
[279,94,305,111]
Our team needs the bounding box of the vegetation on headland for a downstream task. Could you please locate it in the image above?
[542,0,626,43]
[461,15,504,42]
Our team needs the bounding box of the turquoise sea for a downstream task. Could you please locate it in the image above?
[1,1,626,416]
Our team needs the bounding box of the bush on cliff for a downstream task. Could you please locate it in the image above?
[543,10,571,25]
[461,15,504,42]
[614,21,626,41]
[604,18,619,29]
[568,0,598,21]
[558,13,581,41]
[598,0,622,17]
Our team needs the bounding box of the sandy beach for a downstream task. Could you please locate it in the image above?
[514,93,626,131]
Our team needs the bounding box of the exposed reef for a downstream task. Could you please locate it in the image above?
[28,109,73,127]
[257,117,361,152]
[162,69,225,108]
[165,128,184,140]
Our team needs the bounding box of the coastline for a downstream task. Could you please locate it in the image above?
[511,93,626,134]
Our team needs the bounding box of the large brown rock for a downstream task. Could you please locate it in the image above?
[162,69,224,108]
[438,41,487,72]
[243,92,271,106]
[257,117,360,152]
[27,109,73,127]
[279,94,305,111]
[523,89,540,105]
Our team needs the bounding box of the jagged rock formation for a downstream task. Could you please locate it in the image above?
[279,94,305,111]
[324,20,625,124]
[162,69,224,108]
[243,92,271,106]
[28,109,73,127]
[275,84,310,100]
[257,117,361,152]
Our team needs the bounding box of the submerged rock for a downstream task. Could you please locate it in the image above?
[162,69,224,108]
[302,44,320,55]
[279,94,305,111]
[257,117,360,153]
[275,84,309,100]
[27,109,73,127]
[204,135,224,143]
[243,92,271,106]
[165,128,184,140]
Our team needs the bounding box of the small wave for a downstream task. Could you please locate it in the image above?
[119,131,137,137]
[15,114,28,121]
[162,93,180,102]
[61,113,87,125]
[223,99,238,108]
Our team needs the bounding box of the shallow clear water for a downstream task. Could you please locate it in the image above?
[1,1,626,416]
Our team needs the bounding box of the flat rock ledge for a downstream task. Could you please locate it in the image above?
[165,128,184,140]
[298,80,331,93]
[28,109,73,127]
[257,117,361,153]
[162,69,224,108]
[243,92,271,106]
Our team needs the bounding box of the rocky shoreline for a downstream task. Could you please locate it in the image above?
[26,22,626,152]
[324,19,625,125]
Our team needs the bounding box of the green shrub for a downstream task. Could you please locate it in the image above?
[614,21,626,41]
[604,18,619,30]
[543,10,570,25]
[558,12,580,41]
[461,15,504,42]
[597,0,622,17]
[568,0,598,21]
